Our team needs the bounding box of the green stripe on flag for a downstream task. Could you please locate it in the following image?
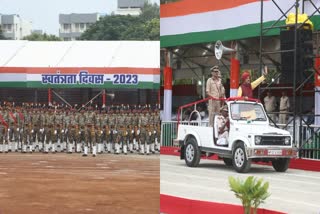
[161,16,320,48]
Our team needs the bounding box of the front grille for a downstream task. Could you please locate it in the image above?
[260,136,286,146]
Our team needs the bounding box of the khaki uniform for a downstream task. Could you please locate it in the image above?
[139,113,149,154]
[264,95,277,122]
[279,95,290,125]
[0,110,6,152]
[206,78,225,126]
[22,111,32,152]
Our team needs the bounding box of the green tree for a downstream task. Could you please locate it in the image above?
[229,176,270,214]
[0,26,6,39]
[80,2,159,41]
[23,33,62,41]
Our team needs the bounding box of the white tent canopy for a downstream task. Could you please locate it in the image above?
[0,40,160,89]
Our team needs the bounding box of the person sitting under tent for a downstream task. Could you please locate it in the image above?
[214,105,229,146]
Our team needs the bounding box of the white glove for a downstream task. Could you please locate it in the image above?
[40,129,44,133]
[153,130,156,134]
[79,131,81,134]
[137,130,140,135]
[31,129,34,133]
[16,128,19,132]
[131,130,134,134]
[149,132,152,136]
[101,131,103,134]
[65,129,68,133]
[61,129,64,133]
[125,131,128,135]
[113,130,118,134]
[21,128,24,133]
[54,130,57,135]
[108,131,111,134]
[8,128,10,132]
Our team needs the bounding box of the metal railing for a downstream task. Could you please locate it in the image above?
[161,120,320,160]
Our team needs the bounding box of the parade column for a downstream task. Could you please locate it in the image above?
[163,51,172,121]
[315,56,320,125]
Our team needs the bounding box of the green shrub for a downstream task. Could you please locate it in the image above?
[228,176,270,214]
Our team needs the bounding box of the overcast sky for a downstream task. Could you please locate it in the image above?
[0,0,159,35]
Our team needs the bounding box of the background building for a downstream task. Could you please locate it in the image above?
[0,14,32,40]
[115,0,146,16]
[59,13,100,41]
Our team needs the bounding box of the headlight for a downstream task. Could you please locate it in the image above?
[255,136,262,145]
[284,137,291,145]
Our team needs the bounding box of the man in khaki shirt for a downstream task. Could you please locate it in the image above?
[264,91,277,122]
[206,66,225,126]
[279,91,290,125]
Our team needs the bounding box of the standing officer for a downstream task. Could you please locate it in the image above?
[206,66,225,126]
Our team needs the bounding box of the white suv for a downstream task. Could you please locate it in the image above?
[174,98,297,173]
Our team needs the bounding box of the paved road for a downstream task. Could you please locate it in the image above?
[161,155,320,214]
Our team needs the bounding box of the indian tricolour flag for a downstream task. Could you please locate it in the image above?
[160,0,320,48]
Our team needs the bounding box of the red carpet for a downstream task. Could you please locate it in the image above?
[160,146,320,172]
[160,194,285,214]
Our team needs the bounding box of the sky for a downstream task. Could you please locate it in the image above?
[0,0,159,36]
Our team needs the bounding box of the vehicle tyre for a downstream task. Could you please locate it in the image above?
[223,158,233,166]
[272,158,290,172]
[232,143,251,173]
[184,137,200,167]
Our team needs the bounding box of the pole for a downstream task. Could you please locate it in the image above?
[48,88,52,106]
[315,55,320,125]
[102,89,106,108]
[230,58,240,97]
[163,66,172,121]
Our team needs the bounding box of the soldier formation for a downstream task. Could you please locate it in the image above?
[0,102,161,157]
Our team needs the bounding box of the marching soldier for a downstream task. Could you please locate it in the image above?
[139,109,149,155]
[0,106,8,153]
[38,106,46,152]
[44,107,55,153]
[155,122,161,152]
[23,108,33,153]
[54,108,64,152]
[95,109,103,154]
[84,106,96,157]
[101,110,109,153]
[128,124,135,153]
[31,107,40,152]
[7,105,18,152]
[78,108,86,154]
[64,108,73,153]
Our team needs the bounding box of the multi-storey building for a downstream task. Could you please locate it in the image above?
[59,13,100,41]
[115,0,146,16]
[0,14,32,40]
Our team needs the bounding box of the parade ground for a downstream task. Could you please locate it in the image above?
[0,153,159,214]
[161,155,320,214]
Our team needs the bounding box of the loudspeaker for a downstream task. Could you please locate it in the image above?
[280,29,314,83]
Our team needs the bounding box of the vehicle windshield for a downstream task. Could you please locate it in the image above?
[230,102,267,121]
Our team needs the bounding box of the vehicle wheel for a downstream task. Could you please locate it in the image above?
[232,143,251,173]
[184,137,201,167]
[223,158,233,166]
[272,158,290,172]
